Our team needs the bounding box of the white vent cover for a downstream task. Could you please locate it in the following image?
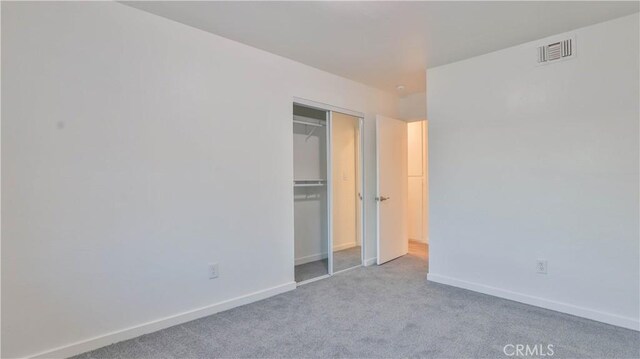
[537,38,574,64]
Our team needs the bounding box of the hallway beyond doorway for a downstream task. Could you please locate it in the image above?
[408,239,428,260]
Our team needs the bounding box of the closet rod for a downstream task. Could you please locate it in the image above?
[293,119,325,127]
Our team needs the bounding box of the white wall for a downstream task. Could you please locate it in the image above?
[427,14,639,330]
[399,92,427,121]
[332,113,359,251]
[1,2,398,358]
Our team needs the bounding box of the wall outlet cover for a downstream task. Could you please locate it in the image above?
[536,259,548,274]
[208,263,219,279]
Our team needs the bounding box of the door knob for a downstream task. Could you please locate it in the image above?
[376,196,390,202]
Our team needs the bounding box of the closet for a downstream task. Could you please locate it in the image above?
[293,104,329,282]
[293,101,363,284]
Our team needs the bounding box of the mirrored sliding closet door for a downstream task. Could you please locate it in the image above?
[293,101,364,284]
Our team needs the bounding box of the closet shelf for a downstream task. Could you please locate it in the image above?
[294,179,326,187]
[293,115,326,127]
[294,183,325,187]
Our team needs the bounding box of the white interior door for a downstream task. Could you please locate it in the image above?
[376,115,408,264]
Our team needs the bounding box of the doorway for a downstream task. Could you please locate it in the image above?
[407,120,428,261]
[375,116,428,267]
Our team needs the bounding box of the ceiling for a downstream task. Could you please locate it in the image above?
[123,1,639,96]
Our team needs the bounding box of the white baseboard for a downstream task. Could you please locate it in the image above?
[333,242,357,251]
[295,243,358,266]
[427,273,639,331]
[409,238,428,244]
[30,281,297,359]
[295,253,328,266]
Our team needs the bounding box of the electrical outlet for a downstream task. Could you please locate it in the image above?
[536,260,547,274]
[208,263,219,279]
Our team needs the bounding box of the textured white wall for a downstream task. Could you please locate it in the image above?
[1,2,398,357]
[427,14,639,329]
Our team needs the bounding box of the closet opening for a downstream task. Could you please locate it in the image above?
[293,101,364,285]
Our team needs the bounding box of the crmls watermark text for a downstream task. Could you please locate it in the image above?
[503,344,555,357]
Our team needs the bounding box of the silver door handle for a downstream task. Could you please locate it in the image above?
[376,196,390,202]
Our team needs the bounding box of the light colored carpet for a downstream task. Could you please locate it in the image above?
[333,245,361,272]
[295,258,328,282]
[71,254,639,359]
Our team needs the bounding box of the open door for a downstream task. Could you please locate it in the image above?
[376,115,408,264]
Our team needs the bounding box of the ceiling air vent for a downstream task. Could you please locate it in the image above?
[537,37,574,64]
